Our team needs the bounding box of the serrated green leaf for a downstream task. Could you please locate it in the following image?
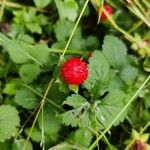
[84,50,111,98]
[61,94,91,127]
[12,139,33,150]
[14,88,39,109]
[95,90,127,129]
[19,63,41,84]
[0,105,20,142]
[34,0,51,8]
[38,106,61,138]
[55,0,79,22]
[0,33,42,66]
[63,94,87,108]
[102,35,127,69]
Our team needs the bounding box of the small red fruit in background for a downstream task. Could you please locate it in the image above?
[101,5,113,20]
[131,139,146,150]
[61,57,88,85]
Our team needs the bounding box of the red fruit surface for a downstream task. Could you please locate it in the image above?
[61,57,88,85]
[131,139,146,150]
[101,5,113,20]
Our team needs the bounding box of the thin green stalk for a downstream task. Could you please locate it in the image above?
[24,84,64,112]
[125,0,150,27]
[88,75,150,150]
[0,1,49,13]
[49,48,88,55]
[14,102,42,141]
[128,20,143,33]
[142,0,150,7]
[133,0,147,17]
[0,0,6,21]
[23,78,54,150]
[60,0,90,59]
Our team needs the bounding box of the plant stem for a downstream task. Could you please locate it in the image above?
[49,48,88,55]
[0,1,49,13]
[0,0,6,21]
[128,20,143,33]
[23,78,54,150]
[60,0,90,60]
[24,84,64,112]
[88,75,150,150]
[142,0,150,7]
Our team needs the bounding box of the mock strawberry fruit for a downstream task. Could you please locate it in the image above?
[61,57,88,85]
[101,5,113,20]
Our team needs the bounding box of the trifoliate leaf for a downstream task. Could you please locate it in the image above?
[102,35,127,69]
[34,0,51,8]
[0,105,20,142]
[55,0,79,22]
[38,106,61,138]
[95,90,127,129]
[61,94,91,127]
[84,50,111,98]
[12,139,33,150]
[70,128,93,148]
[19,63,41,84]
[14,88,39,109]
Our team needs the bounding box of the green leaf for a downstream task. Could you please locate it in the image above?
[84,50,111,98]
[63,94,87,108]
[0,140,11,150]
[70,128,93,148]
[25,127,41,143]
[12,139,33,150]
[0,105,20,142]
[55,0,79,22]
[0,33,42,66]
[19,63,41,84]
[38,106,61,139]
[14,88,39,109]
[27,44,50,65]
[54,20,74,41]
[3,79,21,95]
[34,0,51,8]
[48,142,72,150]
[119,65,138,84]
[95,90,127,129]
[102,35,127,69]
[61,94,91,127]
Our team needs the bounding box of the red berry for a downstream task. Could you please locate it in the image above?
[131,139,146,150]
[61,57,88,85]
[101,5,113,20]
